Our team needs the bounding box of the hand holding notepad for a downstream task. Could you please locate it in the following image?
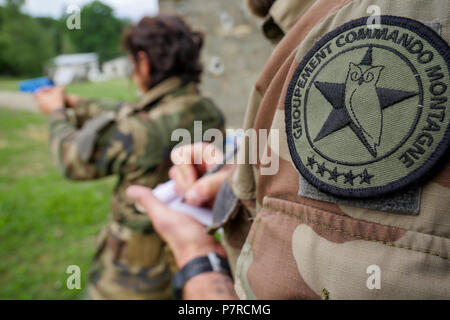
[135,135,240,227]
[136,180,213,227]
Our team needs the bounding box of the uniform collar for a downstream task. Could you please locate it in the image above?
[136,77,183,110]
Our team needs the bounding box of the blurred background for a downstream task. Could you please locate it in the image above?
[0,0,271,299]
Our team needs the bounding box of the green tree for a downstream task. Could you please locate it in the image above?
[35,17,76,56]
[64,1,127,63]
[0,6,56,76]
[5,0,24,11]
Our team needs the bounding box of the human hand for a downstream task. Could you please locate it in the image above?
[64,93,83,109]
[126,185,226,269]
[169,142,231,207]
[34,86,65,114]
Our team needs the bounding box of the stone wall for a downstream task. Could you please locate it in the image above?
[160,0,273,128]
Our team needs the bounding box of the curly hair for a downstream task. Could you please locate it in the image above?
[123,14,204,89]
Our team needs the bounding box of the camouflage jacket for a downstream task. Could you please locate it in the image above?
[49,77,224,232]
[212,0,450,299]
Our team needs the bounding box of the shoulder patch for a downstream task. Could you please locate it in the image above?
[285,16,450,198]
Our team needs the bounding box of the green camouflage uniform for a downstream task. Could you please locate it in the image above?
[210,0,450,299]
[49,77,224,299]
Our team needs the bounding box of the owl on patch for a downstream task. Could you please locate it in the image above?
[344,52,384,157]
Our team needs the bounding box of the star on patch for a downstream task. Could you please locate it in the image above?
[360,169,374,185]
[316,162,327,177]
[343,170,356,186]
[313,47,418,158]
[328,167,340,182]
[306,156,317,169]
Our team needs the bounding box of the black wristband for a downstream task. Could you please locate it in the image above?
[172,253,232,300]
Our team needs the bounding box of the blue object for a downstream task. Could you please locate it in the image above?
[19,77,54,93]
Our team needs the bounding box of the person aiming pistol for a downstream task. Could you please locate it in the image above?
[35,14,224,300]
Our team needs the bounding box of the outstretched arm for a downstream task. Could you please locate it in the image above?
[65,94,125,127]
[35,87,145,180]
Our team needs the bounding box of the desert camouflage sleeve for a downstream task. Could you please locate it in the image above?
[219,0,450,300]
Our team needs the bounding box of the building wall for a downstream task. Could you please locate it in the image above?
[103,57,131,79]
[160,0,273,128]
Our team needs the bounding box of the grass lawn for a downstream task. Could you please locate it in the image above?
[0,108,115,299]
[66,78,139,102]
[0,77,139,102]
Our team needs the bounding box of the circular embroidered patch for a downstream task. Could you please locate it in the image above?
[285,16,450,198]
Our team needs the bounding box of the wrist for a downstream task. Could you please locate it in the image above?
[177,242,224,269]
[49,107,67,120]
[65,94,83,108]
[172,252,233,300]
[183,271,234,300]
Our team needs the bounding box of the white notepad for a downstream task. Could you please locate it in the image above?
[136,180,213,227]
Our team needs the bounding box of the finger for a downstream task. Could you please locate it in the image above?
[126,186,178,236]
[170,144,202,192]
[168,165,177,180]
[171,165,198,195]
[184,170,229,206]
[171,142,223,172]
[170,142,203,166]
[201,142,225,171]
[169,167,183,195]
[35,87,51,94]
[34,89,48,100]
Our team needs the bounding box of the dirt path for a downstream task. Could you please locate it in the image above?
[0,91,37,112]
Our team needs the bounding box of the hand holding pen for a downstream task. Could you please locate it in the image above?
[169,140,239,207]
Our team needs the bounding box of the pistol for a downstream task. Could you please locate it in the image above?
[19,77,54,93]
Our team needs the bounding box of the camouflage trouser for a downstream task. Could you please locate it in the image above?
[85,221,176,300]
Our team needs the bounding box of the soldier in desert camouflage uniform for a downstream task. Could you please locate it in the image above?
[35,14,224,299]
[129,0,449,300]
